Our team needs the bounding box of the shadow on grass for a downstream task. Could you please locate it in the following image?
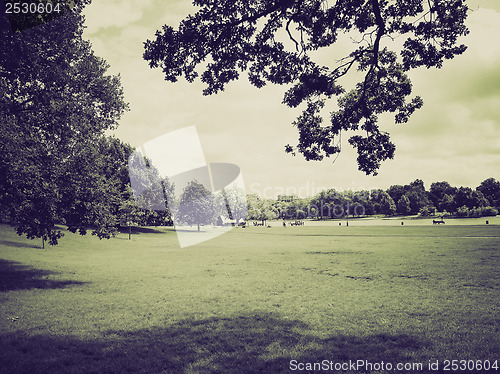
[117,226,171,235]
[0,239,40,249]
[0,259,87,292]
[0,313,436,374]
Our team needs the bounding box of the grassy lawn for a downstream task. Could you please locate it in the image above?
[0,222,499,373]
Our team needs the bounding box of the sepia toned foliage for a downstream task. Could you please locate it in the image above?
[144,0,469,175]
[0,1,129,245]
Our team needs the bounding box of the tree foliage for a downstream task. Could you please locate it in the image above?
[217,185,248,223]
[380,194,396,215]
[0,1,129,245]
[247,177,498,220]
[397,194,411,215]
[177,180,216,231]
[246,195,277,224]
[118,186,145,240]
[144,0,469,175]
[477,178,500,209]
[428,181,457,209]
[127,151,176,226]
[60,136,135,239]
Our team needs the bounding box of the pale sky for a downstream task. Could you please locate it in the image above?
[82,1,500,198]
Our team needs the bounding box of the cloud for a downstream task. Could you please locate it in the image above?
[396,8,500,142]
[467,0,500,13]
[83,0,155,34]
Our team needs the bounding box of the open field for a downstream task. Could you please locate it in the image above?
[0,221,499,373]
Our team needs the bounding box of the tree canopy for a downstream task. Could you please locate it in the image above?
[177,180,216,231]
[143,0,469,175]
[0,1,129,245]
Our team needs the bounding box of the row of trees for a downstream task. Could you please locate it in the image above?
[246,178,500,221]
[118,175,500,232]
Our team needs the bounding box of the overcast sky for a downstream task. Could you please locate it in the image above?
[82,0,500,198]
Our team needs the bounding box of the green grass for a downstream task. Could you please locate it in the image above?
[0,222,499,373]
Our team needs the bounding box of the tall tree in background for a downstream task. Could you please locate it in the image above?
[218,185,248,223]
[380,194,396,216]
[429,181,457,210]
[387,184,408,206]
[127,150,176,226]
[144,0,469,175]
[477,178,500,209]
[118,186,145,240]
[405,179,430,214]
[177,180,215,231]
[396,195,411,215]
[0,1,128,245]
[247,195,277,225]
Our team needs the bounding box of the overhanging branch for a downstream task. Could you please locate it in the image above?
[358,0,386,116]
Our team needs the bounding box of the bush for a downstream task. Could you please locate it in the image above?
[470,208,481,218]
[441,210,451,218]
[456,205,469,217]
[455,205,498,218]
[419,205,436,217]
[482,206,499,216]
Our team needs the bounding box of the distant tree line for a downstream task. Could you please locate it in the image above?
[172,180,247,231]
[247,178,500,221]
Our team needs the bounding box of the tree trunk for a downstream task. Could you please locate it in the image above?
[197,222,200,231]
[128,225,131,240]
[42,237,45,249]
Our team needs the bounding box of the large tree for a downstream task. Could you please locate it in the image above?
[0,1,128,245]
[429,181,457,209]
[127,150,176,226]
[477,178,500,209]
[404,179,430,214]
[217,185,248,223]
[59,136,135,239]
[144,0,469,175]
[177,180,216,231]
[247,195,277,225]
[396,194,411,215]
